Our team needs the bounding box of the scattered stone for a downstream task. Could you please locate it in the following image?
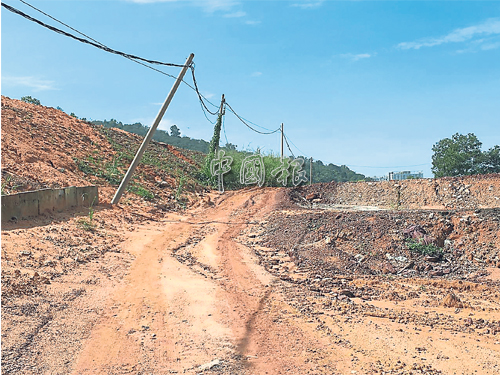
[159,181,170,188]
[382,263,396,274]
[354,254,365,263]
[441,293,464,308]
[339,289,355,298]
[305,193,318,201]
[429,270,443,277]
[198,359,221,371]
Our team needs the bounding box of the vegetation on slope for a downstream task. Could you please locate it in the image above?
[92,119,366,184]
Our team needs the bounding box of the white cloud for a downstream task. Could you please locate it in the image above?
[481,40,500,50]
[340,53,374,62]
[397,18,500,50]
[223,10,246,18]
[251,71,262,77]
[2,76,57,91]
[291,0,325,9]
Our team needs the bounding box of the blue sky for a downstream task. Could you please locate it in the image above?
[2,0,500,178]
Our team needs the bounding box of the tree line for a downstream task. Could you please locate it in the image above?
[92,119,366,183]
[432,133,500,177]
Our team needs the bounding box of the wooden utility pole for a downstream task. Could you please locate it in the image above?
[280,123,284,160]
[310,157,313,185]
[111,53,195,205]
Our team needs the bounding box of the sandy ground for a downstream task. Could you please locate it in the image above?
[2,187,500,374]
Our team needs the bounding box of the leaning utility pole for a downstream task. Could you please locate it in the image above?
[111,53,195,205]
[280,123,284,160]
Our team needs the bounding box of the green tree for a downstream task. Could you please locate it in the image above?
[480,145,500,174]
[170,125,181,137]
[21,96,41,105]
[224,143,237,151]
[431,133,483,177]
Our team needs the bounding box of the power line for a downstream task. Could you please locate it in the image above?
[2,2,187,68]
[344,163,430,169]
[221,108,231,147]
[16,0,182,82]
[189,65,219,116]
[225,102,281,135]
[7,0,220,124]
[6,0,306,146]
[283,134,295,158]
[17,0,219,114]
[284,133,308,158]
[229,107,280,133]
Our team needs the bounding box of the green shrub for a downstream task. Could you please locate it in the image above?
[21,96,41,105]
[406,239,443,257]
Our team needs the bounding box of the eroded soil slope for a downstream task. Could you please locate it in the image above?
[1,96,206,208]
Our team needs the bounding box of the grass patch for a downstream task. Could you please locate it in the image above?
[406,239,443,257]
[74,155,124,185]
[76,197,97,231]
[127,183,155,201]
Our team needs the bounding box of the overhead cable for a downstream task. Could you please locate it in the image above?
[6,0,305,142]
[2,2,187,68]
[189,65,220,116]
[284,133,308,158]
[7,0,220,123]
[344,163,429,169]
[283,134,295,158]
[225,102,280,135]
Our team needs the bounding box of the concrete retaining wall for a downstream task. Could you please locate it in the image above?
[1,186,98,222]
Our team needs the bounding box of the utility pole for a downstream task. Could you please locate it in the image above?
[208,94,225,156]
[111,53,194,205]
[310,157,313,185]
[280,123,284,160]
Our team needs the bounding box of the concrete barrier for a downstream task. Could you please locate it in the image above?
[19,191,39,218]
[1,186,98,223]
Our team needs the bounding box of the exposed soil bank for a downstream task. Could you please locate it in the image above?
[295,174,500,210]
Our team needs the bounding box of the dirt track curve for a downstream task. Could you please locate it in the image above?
[2,188,500,374]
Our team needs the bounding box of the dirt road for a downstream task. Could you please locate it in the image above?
[2,188,500,374]
[71,187,332,374]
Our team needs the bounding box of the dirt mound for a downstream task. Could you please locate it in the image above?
[1,96,208,209]
[1,96,111,190]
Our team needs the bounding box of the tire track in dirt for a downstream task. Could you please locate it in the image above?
[173,188,346,374]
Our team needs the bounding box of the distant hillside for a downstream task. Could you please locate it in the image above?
[91,119,366,183]
[91,119,211,153]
